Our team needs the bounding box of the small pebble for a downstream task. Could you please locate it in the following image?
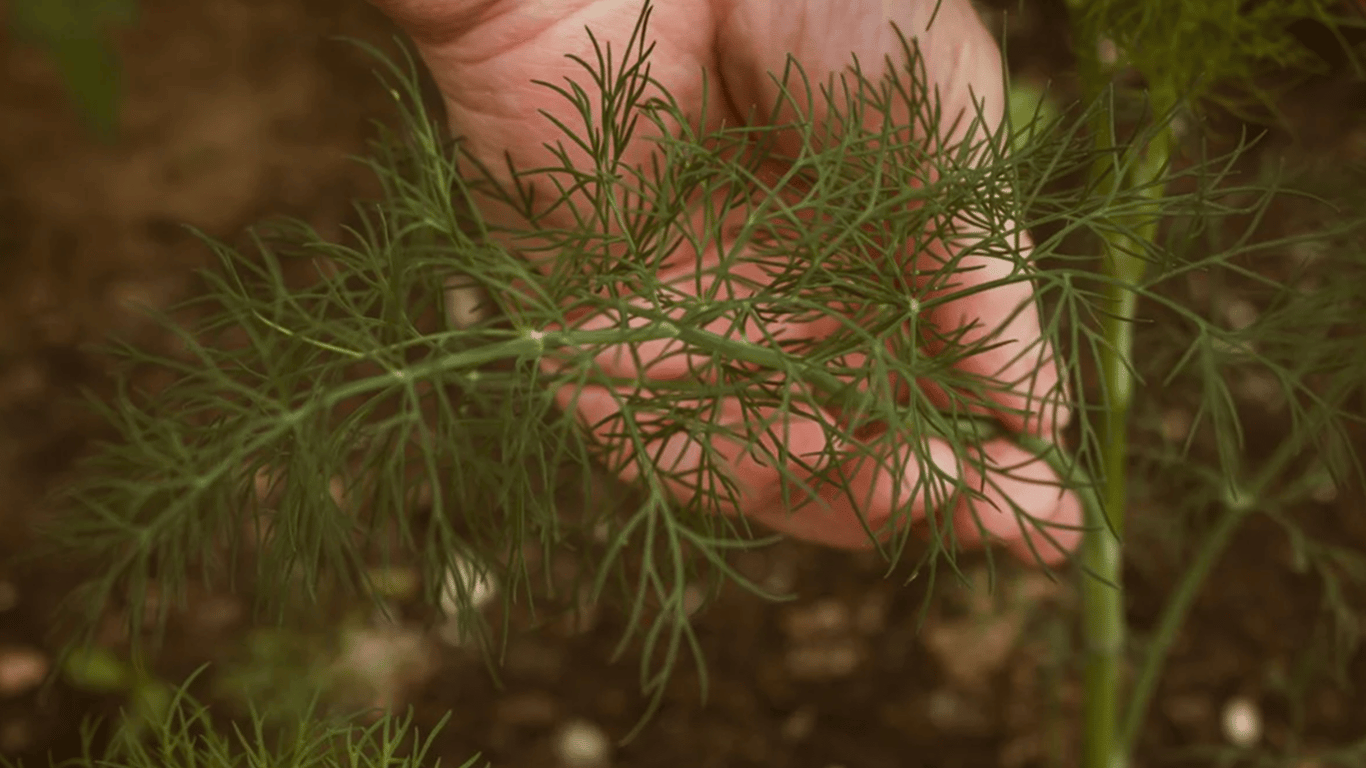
[1221,696,1262,748]
[782,599,849,638]
[1220,297,1259,331]
[444,276,488,329]
[554,718,611,767]
[1160,408,1192,443]
[680,583,706,618]
[0,646,49,696]
[440,553,498,615]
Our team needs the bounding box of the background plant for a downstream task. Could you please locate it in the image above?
[4,0,135,141]
[5,1,1360,765]
[1062,0,1365,764]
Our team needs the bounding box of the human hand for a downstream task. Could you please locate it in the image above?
[367,0,1083,564]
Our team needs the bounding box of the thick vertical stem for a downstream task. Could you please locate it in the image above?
[1079,84,1174,767]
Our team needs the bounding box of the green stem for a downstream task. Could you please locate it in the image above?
[1074,60,1177,768]
[1116,499,1249,755]
[255,304,1091,505]
[1117,429,1305,754]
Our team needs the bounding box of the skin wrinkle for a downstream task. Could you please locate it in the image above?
[444,1,601,64]
[369,0,506,47]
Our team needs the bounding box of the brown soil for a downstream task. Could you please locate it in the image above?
[2,2,1364,767]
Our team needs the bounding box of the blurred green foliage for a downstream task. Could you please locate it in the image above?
[1067,0,1358,121]
[5,0,137,141]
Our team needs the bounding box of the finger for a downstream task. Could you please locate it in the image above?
[556,381,840,515]
[718,0,1071,439]
[551,259,842,382]
[716,0,1014,159]
[914,228,1072,440]
[946,438,1084,565]
[761,428,964,550]
[559,371,1081,563]
[560,376,979,551]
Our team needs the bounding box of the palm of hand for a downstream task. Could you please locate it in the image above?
[370,0,1082,563]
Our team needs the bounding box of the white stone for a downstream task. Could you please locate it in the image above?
[1221,696,1262,748]
[440,553,498,615]
[1221,297,1259,331]
[444,276,488,329]
[554,718,611,767]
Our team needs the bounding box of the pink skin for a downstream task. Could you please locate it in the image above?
[367,0,1083,564]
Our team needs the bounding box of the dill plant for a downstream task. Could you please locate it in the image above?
[10,1,1366,766]
[1065,0,1365,764]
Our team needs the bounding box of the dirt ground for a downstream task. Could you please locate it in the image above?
[1,2,1364,767]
